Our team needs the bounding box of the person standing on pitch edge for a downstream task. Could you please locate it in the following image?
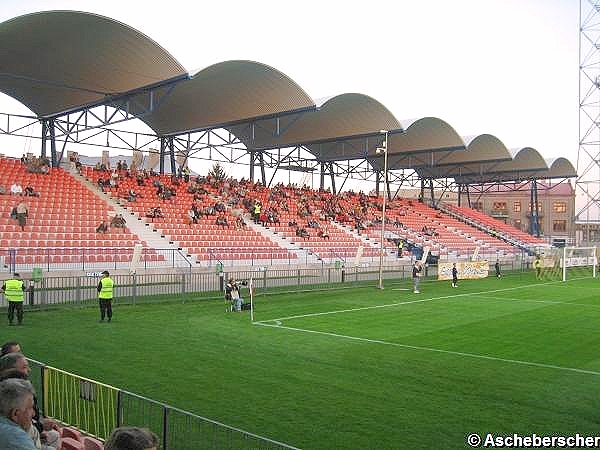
[412,261,422,294]
[534,255,542,280]
[451,263,458,288]
[97,270,114,322]
[2,273,26,325]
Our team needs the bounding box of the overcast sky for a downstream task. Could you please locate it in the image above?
[0,0,580,169]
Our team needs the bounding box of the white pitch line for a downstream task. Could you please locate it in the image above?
[258,279,566,324]
[483,296,600,308]
[255,321,600,377]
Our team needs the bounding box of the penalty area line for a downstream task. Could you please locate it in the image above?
[254,321,600,377]
[257,278,568,325]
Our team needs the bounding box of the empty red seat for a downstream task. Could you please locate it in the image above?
[62,427,82,441]
[82,436,104,450]
[61,437,84,450]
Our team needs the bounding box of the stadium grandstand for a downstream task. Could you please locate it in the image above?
[0,9,584,450]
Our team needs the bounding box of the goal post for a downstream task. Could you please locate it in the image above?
[561,246,597,282]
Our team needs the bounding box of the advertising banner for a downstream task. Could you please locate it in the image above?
[438,261,490,280]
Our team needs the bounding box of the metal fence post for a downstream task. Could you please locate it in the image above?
[116,390,123,427]
[163,406,170,450]
[41,278,47,305]
[76,276,81,303]
[132,273,137,305]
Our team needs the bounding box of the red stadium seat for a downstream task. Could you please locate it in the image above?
[62,426,82,442]
[82,436,105,450]
[61,437,85,450]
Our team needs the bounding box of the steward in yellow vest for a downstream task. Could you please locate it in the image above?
[2,273,26,325]
[97,270,115,322]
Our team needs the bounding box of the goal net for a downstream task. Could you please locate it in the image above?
[530,246,597,281]
[560,246,597,282]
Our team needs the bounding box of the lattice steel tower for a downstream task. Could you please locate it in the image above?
[578,0,600,221]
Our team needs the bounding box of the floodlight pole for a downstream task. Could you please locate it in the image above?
[377,130,389,290]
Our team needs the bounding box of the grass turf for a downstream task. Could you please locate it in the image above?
[6,271,600,449]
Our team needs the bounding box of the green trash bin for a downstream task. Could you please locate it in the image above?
[32,268,43,282]
[216,262,223,274]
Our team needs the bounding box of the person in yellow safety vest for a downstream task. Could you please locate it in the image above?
[97,270,115,322]
[397,240,404,258]
[2,273,26,326]
[253,201,261,224]
[534,256,542,280]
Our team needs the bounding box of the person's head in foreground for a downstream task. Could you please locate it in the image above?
[104,426,159,450]
[1,341,21,357]
[0,378,36,430]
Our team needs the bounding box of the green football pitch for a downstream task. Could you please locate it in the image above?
[7,271,600,449]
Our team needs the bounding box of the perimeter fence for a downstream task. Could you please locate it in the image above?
[0,258,532,308]
[27,359,300,450]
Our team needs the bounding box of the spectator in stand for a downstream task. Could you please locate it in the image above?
[235,216,246,230]
[317,226,330,239]
[296,226,309,238]
[0,184,6,195]
[187,207,198,225]
[96,221,109,233]
[191,204,200,219]
[23,186,39,197]
[0,378,38,450]
[104,426,159,450]
[110,214,126,229]
[159,186,174,201]
[15,202,28,231]
[267,210,279,224]
[0,353,30,383]
[108,171,119,189]
[145,207,163,219]
[258,212,268,226]
[10,182,23,196]
[215,215,228,228]
[127,189,140,202]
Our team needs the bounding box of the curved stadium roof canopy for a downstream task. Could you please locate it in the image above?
[0,10,576,185]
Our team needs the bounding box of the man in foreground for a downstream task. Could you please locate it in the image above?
[0,378,37,450]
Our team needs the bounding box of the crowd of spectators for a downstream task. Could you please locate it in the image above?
[22,154,50,174]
